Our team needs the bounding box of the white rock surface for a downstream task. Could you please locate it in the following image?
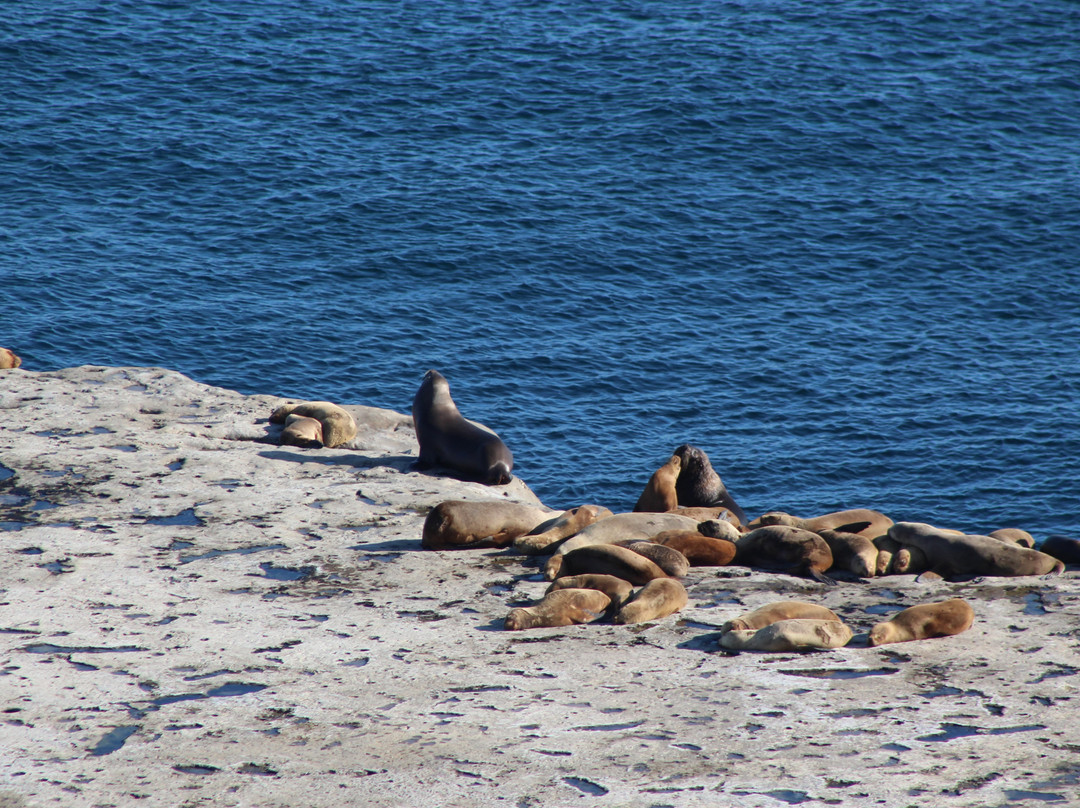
[1,365,1078,807]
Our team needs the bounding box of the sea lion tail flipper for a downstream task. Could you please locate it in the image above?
[835,521,872,534]
[1043,561,1066,579]
[806,567,838,586]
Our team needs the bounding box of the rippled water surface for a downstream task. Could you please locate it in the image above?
[3,1,1079,533]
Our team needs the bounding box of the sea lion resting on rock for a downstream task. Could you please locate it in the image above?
[615,579,688,624]
[505,588,611,630]
[672,444,746,524]
[633,455,681,513]
[735,525,835,583]
[749,508,893,539]
[887,522,1063,579]
[280,414,324,448]
[721,601,842,633]
[270,400,358,448]
[818,529,878,578]
[411,369,513,485]
[547,574,635,610]
[0,348,21,369]
[551,512,698,558]
[988,528,1035,548]
[868,599,974,646]
[422,500,554,550]
[512,505,613,555]
[1041,535,1080,565]
[546,544,669,584]
[653,530,736,567]
[721,619,853,652]
[615,541,690,578]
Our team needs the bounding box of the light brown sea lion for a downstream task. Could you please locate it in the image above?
[513,504,613,555]
[988,528,1035,548]
[422,500,554,550]
[552,512,698,558]
[546,574,634,610]
[504,588,611,630]
[720,619,853,652]
[695,518,742,543]
[653,530,736,567]
[721,601,842,634]
[672,444,746,524]
[891,544,929,575]
[270,400,358,448]
[546,544,669,584]
[615,579,688,624]
[872,535,898,576]
[280,414,324,448]
[0,348,21,369]
[734,525,835,583]
[887,522,1064,579]
[818,529,878,578]
[868,599,975,646]
[1042,535,1080,565]
[615,541,690,578]
[749,508,893,539]
[633,455,681,513]
[411,369,514,485]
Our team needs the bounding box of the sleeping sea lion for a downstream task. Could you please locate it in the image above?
[270,401,358,448]
[422,500,554,550]
[672,444,745,524]
[818,529,878,578]
[987,528,1035,548]
[720,619,853,652]
[280,414,324,448]
[504,589,611,630]
[749,508,893,539]
[551,512,698,558]
[887,522,1063,579]
[734,525,835,583]
[615,541,690,578]
[868,599,974,646]
[546,574,635,610]
[411,369,514,485]
[633,455,681,513]
[615,579,688,624]
[653,530,736,567]
[721,601,842,634]
[546,544,669,584]
[1041,535,1080,565]
[513,504,613,555]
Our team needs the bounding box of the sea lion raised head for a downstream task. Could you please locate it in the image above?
[672,444,745,523]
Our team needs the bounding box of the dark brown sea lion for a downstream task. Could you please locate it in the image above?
[411,369,514,485]
[546,574,635,610]
[721,601,842,633]
[653,530,736,567]
[504,589,611,630]
[868,599,975,646]
[734,525,835,583]
[547,544,669,584]
[987,528,1035,548]
[748,508,893,539]
[633,455,681,513]
[615,541,690,578]
[720,619,853,652]
[672,444,745,524]
[1041,535,1080,565]
[0,348,21,369]
[280,414,324,449]
[887,522,1064,579]
[270,401,358,448]
[615,579,688,624]
[818,529,878,578]
[513,504,614,555]
[422,500,553,550]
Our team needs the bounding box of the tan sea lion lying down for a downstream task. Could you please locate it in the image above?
[422,500,555,550]
[887,522,1063,579]
[270,400,358,448]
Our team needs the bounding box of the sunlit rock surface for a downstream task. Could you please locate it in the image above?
[1,366,1077,807]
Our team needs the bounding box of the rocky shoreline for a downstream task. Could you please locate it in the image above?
[1,365,1078,807]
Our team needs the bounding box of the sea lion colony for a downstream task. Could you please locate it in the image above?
[262,369,1077,652]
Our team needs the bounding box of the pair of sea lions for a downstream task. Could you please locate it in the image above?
[270,400,358,448]
[506,573,688,629]
[633,446,746,526]
[0,348,21,369]
[412,369,514,485]
[886,522,1063,579]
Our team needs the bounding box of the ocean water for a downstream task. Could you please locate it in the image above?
[3,1,1079,536]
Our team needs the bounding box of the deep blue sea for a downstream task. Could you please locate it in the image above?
[3,1,1079,537]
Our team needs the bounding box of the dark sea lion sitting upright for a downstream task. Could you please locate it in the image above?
[411,369,514,485]
[672,444,745,524]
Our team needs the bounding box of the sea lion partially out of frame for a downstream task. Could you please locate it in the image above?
[412,369,514,485]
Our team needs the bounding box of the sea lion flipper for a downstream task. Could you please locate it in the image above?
[807,567,837,586]
[1042,561,1066,579]
[835,521,872,535]
[916,570,944,583]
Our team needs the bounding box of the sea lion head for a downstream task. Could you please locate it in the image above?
[867,623,895,647]
[752,512,798,528]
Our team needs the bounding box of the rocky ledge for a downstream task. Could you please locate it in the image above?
[0,366,1077,808]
